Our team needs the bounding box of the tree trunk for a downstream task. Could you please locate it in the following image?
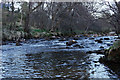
[24,13,30,38]
[24,2,31,39]
[10,1,14,30]
[114,0,120,34]
[23,2,42,38]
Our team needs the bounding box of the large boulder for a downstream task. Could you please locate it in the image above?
[107,40,120,62]
[100,40,120,63]
[107,48,120,62]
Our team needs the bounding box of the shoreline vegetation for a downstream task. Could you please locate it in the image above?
[2,28,119,41]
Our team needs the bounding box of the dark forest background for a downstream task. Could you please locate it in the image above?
[2,0,120,40]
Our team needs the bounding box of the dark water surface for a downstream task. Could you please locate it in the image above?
[1,36,120,79]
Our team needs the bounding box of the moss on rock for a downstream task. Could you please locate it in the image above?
[100,40,120,63]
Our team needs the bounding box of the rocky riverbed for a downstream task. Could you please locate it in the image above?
[1,36,120,79]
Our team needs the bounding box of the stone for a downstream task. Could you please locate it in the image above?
[16,42,22,46]
[86,50,104,54]
[104,38,110,40]
[100,38,103,40]
[100,40,120,63]
[66,40,77,46]
[73,37,79,40]
[109,32,116,36]
[100,46,104,49]
[50,36,56,39]
[107,48,120,62]
[59,38,66,41]
[89,37,94,40]
[107,44,112,46]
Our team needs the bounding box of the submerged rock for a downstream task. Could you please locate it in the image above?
[89,37,94,40]
[107,44,112,46]
[86,50,104,54]
[73,44,84,48]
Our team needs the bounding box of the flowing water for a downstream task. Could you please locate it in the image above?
[1,36,120,79]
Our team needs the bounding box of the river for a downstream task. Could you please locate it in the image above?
[1,36,120,79]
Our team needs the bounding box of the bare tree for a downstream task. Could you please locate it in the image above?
[21,2,42,38]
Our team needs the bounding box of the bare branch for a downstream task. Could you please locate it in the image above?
[30,2,42,13]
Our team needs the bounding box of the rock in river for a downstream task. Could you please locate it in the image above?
[100,40,120,63]
[89,37,94,40]
[104,38,110,40]
[16,42,22,46]
[66,40,77,46]
[100,46,104,49]
[73,44,84,48]
[86,50,104,54]
[59,38,66,41]
[95,40,103,43]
